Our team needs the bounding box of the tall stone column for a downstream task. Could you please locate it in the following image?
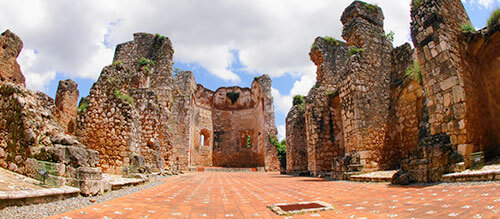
[410,0,473,157]
[340,1,393,170]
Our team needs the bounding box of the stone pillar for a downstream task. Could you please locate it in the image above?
[0,30,25,86]
[340,1,393,170]
[286,104,308,174]
[255,75,280,171]
[410,0,473,158]
[55,79,79,134]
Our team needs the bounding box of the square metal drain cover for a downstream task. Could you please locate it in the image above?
[267,201,334,216]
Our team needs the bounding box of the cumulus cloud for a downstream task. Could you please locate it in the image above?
[278,124,286,141]
[462,0,499,8]
[0,0,413,92]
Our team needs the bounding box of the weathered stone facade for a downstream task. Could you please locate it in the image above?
[77,32,280,173]
[0,30,103,195]
[284,0,498,182]
[286,104,308,174]
[290,1,413,177]
[54,79,79,134]
[0,30,25,86]
[392,0,500,184]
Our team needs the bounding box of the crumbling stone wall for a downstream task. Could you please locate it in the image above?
[78,32,279,172]
[54,79,79,134]
[211,86,266,167]
[298,1,397,176]
[77,33,174,174]
[392,0,499,184]
[377,44,422,169]
[0,30,102,195]
[410,0,473,159]
[286,104,308,174]
[0,30,25,86]
[459,27,500,159]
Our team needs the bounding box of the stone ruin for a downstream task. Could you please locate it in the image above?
[0,31,280,195]
[286,0,500,183]
[76,33,280,174]
[0,30,103,195]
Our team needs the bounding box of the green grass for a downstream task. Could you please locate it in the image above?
[405,61,422,83]
[487,8,500,29]
[460,23,476,33]
[348,48,366,56]
[114,89,134,106]
[324,36,339,47]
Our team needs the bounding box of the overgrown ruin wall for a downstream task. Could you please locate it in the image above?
[77,33,279,173]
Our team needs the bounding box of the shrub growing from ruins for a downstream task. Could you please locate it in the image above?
[412,0,424,8]
[311,43,318,50]
[77,102,88,113]
[405,61,422,83]
[226,92,240,104]
[269,135,286,168]
[324,36,339,47]
[247,136,252,148]
[460,23,476,33]
[487,8,500,29]
[114,89,134,106]
[348,48,366,56]
[139,57,155,66]
[382,31,395,42]
[293,95,306,112]
[155,33,166,40]
[364,3,378,12]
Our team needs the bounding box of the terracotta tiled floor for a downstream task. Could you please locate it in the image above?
[48,172,500,219]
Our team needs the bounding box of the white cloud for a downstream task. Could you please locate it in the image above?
[0,0,414,93]
[272,87,293,115]
[462,0,498,8]
[277,124,286,141]
[18,49,56,91]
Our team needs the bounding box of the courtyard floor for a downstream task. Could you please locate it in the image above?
[49,172,500,219]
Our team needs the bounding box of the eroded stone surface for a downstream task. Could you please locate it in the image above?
[0,30,25,86]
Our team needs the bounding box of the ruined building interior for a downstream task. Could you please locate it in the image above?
[0,0,499,198]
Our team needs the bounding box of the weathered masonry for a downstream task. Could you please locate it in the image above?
[77,33,280,174]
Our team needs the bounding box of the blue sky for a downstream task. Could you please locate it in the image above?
[1,0,498,140]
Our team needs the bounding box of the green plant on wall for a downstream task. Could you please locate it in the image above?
[460,23,475,33]
[487,8,500,29]
[324,36,339,47]
[405,61,422,83]
[349,48,366,56]
[226,92,240,104]
[364,3,378,12]
[77,102,88,113]
[247,136,252,148]
[412,0,424,8]
[382,31,395,42]
[293,95,305,112]
[155,33,166,40]
[139,57,155,66]
[114,89,134,106]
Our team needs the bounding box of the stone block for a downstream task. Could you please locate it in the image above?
[440,77,458,91]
